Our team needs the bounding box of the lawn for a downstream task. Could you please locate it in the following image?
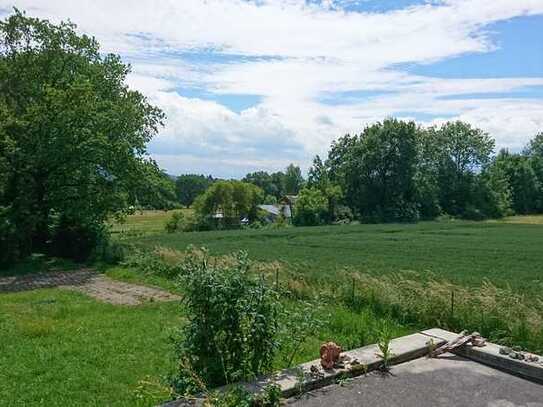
[0,289,181,406]
[134,217,543,296]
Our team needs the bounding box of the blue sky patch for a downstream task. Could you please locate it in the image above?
[405,15,543,79]
[178,87,263,113]
[439,86,543,101]
[317,89,397,105]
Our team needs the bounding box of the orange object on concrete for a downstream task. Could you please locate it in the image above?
[320,342,342,369]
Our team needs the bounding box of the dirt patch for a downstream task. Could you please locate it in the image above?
[0,270,180,306]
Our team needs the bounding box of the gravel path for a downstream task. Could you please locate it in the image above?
[0,269,180,305]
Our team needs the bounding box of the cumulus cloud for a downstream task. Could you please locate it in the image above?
[1,0,542,175]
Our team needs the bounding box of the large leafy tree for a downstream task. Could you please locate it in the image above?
[0,10,164,262]
[193,180,263,228]
[131,163,178,210]
[293,187,328,226]
[489,150,540,214]
[284,163,304,195]
[433,121,494,216]
[525,132,543,211]
[175,174,214,207]
[329,118,420,222]
[307,155,343,222]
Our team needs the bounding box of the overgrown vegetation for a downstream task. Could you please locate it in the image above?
[171,250,282,395]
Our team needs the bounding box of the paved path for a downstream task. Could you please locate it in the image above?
[0,270,180,305]
[288,354,543,407]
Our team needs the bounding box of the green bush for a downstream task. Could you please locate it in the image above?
[165,212,185,233]
[171,249,281,395]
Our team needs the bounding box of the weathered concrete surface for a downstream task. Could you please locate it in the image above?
[423,328,543,384]
[164,333,447,406]
[0,270,180,305]
[288,354,543,407]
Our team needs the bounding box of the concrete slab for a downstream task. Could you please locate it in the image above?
[423,328,543,383]
[287,354,543,407]
[232,332,446,399]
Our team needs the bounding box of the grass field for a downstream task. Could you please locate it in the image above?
[133,215,543,296]
[2,212,543,406]
[110,209,193,237]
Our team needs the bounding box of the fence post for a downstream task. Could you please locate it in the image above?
[450,290,455,320]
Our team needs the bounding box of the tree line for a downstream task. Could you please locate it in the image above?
[294,119,543,225]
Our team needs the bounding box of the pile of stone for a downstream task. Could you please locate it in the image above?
[499,346,541,363]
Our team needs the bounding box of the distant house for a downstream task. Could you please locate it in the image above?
[258,195,298,223]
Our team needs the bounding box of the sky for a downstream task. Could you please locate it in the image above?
[1,1,542,178]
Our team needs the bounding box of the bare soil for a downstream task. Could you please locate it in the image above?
[0,269,180,305]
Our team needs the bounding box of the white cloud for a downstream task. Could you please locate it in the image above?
[2,0,543,175]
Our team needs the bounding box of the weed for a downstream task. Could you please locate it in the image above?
[377,323,394,371]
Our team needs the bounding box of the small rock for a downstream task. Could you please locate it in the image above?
[499,346,512,355]
[526,354,539,363]
[509,351,525,360]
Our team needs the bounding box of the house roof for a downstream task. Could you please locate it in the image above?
[258,204,281,216]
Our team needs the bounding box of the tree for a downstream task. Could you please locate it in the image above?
[307,155,343,222]
[475,159,513,219]
[414,128,442,219]
[131,163,178,210]
[193,180,263,228]
[525,132,543,211]
[175,174,214,207]
[284,164,304,195]
[243,170,284,199]
[0,10,164,263]
[328,119,420,222]
[293,187,328,226]
[433,121,494,217]
[489,150,540,214]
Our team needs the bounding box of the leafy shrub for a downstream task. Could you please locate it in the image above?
[333,205,353,224]
[171,249,282,395]
[165,211,185,233]
[0,205,23,265]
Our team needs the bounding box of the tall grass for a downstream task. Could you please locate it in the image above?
[285,271,543,354]
[127,246,543,354]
